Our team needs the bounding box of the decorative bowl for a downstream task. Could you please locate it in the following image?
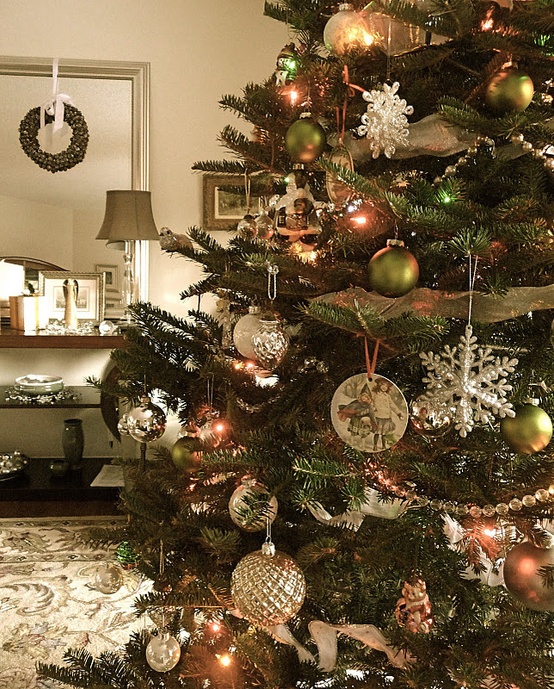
[14,374,64,395]
[0,451,29,481]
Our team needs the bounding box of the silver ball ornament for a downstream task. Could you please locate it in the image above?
[126,395,167,442]
[233,306,263,360]
[251,317,290,370]
[410,397,452,437]
[145,632,181,672]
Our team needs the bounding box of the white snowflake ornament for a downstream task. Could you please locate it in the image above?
[357,81,413,159]
[419,325,518,438]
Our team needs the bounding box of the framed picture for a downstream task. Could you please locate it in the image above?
[39,271,105,323]
[95,263,121,296]
[202,174,252,231]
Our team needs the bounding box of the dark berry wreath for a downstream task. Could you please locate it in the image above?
[18,103,89,173]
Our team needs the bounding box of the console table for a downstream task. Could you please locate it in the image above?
[0,457,121,517]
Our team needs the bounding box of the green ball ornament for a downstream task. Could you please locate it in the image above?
[368,239,419,298]
[500,403,553,455]
[171,435,203,472]
[285,113,326,163]
[485,68,534,114]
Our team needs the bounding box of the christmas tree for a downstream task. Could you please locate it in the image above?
[39,1,554,687]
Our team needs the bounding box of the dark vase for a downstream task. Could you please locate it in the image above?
[62,418,84,469]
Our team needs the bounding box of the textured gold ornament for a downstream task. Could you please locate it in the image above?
[231,544,306,626]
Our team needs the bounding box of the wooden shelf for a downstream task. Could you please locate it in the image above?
[0,457,121,517]
[1,385,102,408]
[0,330,125,349]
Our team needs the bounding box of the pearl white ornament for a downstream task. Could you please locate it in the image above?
[145,632,181,672]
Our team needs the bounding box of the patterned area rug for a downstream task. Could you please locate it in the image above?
[0,517,151,689]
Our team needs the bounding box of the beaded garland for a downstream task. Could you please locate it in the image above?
[19,103,89,173]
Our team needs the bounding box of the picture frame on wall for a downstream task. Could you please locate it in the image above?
[39,271,105,324]
[202,173,253,231]
[95,264,121,298]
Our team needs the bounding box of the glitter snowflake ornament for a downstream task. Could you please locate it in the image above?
[419,325,518,437]
[357,81,413,158]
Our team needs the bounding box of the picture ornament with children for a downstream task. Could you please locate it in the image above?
[331,373,409,452]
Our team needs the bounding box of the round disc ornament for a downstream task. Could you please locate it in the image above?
[127,395,167,442]
[231,542,306,626]
[331,373,408,452]
[19,103,89,173]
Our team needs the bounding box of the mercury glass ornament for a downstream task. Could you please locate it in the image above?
[237,214,258,239]
[231,542,306,626]
[255,209,274,240]
[93,562,124,594]
[233,305,263,360]
[229,477,278,531]
[323,3,373,55]
[252,317,290,370]
[117,412,130,436]
[503,541,554,611]
[126,395,167,442]
[410,396,451,437]
[145,632,181,672]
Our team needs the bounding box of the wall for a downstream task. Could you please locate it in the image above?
[0,0,288,456]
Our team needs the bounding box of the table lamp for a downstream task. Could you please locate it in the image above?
[96,190,159,320]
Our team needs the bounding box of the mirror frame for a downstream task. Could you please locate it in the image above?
[0,56,152,300]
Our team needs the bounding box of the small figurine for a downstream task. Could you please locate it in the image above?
[394,575,434,634]
[159,226,192,251]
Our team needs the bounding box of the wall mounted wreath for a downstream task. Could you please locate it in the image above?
[18,103,89,173]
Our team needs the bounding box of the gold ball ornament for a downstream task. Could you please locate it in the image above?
[229,477,278,532]
[127,395,167,442]
[285,113,326,164]
[231,542,306,626]
[323,3,373,55]
[368,239,419,298]
[503,541,554,611]
[500,403,552,455]
[485,69,534,114]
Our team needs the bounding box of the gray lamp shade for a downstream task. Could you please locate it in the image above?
[96,190,159,243]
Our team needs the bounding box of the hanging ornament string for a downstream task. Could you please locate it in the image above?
[244,172,252,214]
[467,253,479,326]
[267,263,279,302]
[364,337,381,379]
[207,375,215,413]
[40,58,73,132]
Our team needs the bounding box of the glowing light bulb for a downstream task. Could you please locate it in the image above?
[351,215,367,226]
[214,421,226,434]
[209,621,221,633]
[484,528,497,538]
[289,89,299,105]
[217,653,232,667]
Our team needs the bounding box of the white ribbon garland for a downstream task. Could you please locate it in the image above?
[266,620,413,671]
[307,488,408,532]
[40,58,73,133]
